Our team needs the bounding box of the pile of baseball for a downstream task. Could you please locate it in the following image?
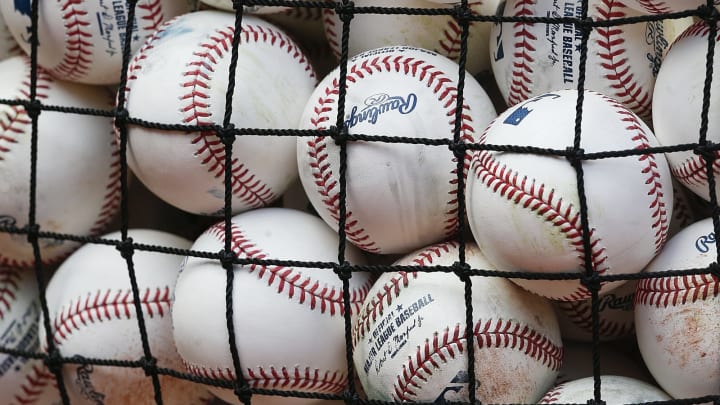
[0,0,718,405]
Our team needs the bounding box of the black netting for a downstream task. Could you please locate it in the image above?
[0,0,718,404]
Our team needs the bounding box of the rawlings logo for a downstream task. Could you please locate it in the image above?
[644,21,668,77]
[695,232,716,253]
[344,93,418,130]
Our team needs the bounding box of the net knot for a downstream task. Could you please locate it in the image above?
[453,3,474,23]
[336,1,356,23]
[24,99,42,120]
[44,349,63,374]
[218,124,236,147]
[453,261,472,282]
[331,125,347,147]
[25,223,40,245]
[693,141,718,163]
[333,261,353,281]
[140,356,158,377]
[580,271,602,294]
[219,249,237,269]
[565,147,585,168]
[116,237,135,261]
[233,383,253,405]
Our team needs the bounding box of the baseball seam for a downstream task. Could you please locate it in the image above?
[556,298,634,339]
[209,222,372,317]
[470,144,609,301]
[14,363,58,405]
[0,269,22,321]
[602,95,669,254]
[321,8,340,60]
[352,241,458,347]
[50,287,171,345]
[632,0,672,14]
[392,320,563,401]
[595,1,652,120]
[307,56,476,252]
[54,0,93,81]
[183,362,347,393]
[634,273,719,307]
[506,0,537,106]
[671,154,720,188]
[137,0,165,32]
[538,381,566,403]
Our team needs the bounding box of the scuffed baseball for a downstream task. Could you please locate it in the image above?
[0,268,61,405]
[173,208,373,405]
[539,375,671,404]
[353,241,562,403]
[322,0,501,75]
[490,0,670,121]
[297,45,496,254]
[39,229,213,405]
[0,0,194,84]
[465,90,674,301]
[0,55,120,269]
[123,11,316,216]
[634,217,719,399]
[652,20,720,204]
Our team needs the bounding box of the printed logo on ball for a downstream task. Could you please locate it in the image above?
[503,93,561,126]
[0,301,39,378]
[344,93,418,130]
[695,231,716,253]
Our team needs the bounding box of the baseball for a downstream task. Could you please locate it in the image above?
[172,207,373,405]
[199,0,298,14]
[623,0,720,14]
[465,90,674,301]
[0,55,120,269]
[490,0,671,121]
[0,5,20,61]
[297,45,496,254]
[634,217,719,399]
[652,20,720,204]
[39,229,213,405]
[0,0,194,84]
[0,267,61,405]
[539,375,671,404]
[553,278,636,342]
[322,0,501,75]
[122,11,316,216]
[353,241,562,403]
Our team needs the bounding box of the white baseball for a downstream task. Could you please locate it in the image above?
[623,0,720,14]
[553,278,636,342]
[353,241,562,403]
[297,45,496,254]
[652,20,720,204]
[199,0,297,14]
[39,229,213,405]
[634,217,719,398]
[465,90,674,301]
[557,343,653,384]
[123,11,316,216]
[0,0,194,84]
[173,208,373,405]
[539,375,671,404]
[322,0,501,75]
[0,55,120,269]
[490,0,670,121]
[0,268,61,405]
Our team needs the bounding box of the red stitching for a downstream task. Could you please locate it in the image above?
[51,287,171,345]
[14,363,58,405]
[437,1,484,61]
[321,8,340,59]
[53,0,93,81]
[280,6,322,21]
[538,382,566,403]
[631,0,672,14]
[601,95,669,253]
[470,150,609,301]
[88,142,122,236]
[184,361,346,393]
[595,1,652,120]
[209,222,372,316]
[0,269,22,320]
[307,56,476,252]
[634,274,719,307]
[671,154,720,188]
[555,297,634,339]
[392,320,563,401]
[506,0,537,106]
[351,241,458,347]
[137,0,165,32]
[126,19,315,210]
